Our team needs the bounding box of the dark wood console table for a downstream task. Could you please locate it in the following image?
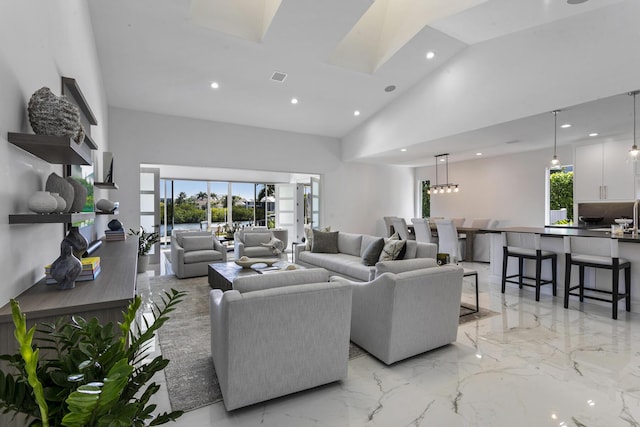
[0,238,138,353]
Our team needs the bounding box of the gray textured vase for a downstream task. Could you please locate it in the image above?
[65,177,87,213]
[27,87,85,143]
[45,173,74,213]
[50,243,82,290]
[63,226,88,259]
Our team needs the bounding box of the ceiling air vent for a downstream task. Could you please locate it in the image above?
[271,71,288,83]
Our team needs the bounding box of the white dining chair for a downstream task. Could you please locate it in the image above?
[391,217,415,240]
[410,218,434,244]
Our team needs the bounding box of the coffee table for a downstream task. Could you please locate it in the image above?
[208,261,301,290]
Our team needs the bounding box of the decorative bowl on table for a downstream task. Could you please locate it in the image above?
[234,256,279,269]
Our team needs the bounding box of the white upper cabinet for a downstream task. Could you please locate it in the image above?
[574,140,635,202]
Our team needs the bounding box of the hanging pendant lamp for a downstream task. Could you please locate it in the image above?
[629,91,639,160]
[430,153,459,194]
[550,110,561,170]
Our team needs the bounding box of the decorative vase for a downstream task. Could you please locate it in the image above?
[50,243,82,290]
[27,191,57,214]
[45,173,74,213]
[63,226,88,259]
[108,219,124,231]
[49,192,67,213]
[28,86,85,143]
[137,255,150,273]
[96,198,116,213]
[65,177,87,213]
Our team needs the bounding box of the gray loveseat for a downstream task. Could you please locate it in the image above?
[295,231,437,281]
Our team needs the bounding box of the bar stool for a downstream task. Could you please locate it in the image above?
[563,236,631,320]
[501,232,557,301]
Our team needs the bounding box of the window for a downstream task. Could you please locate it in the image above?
[420,180,431,218]
[547,165,574,225]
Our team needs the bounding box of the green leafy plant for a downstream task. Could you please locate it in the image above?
[129,227,160,256]
[0,289,186,426]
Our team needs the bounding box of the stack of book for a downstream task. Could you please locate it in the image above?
[45,257,101,285]
[105,229,126,241]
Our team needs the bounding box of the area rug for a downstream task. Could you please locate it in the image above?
[150,274,498,412]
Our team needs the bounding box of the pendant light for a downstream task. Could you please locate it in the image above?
[550,110,561,170]
[430,153,459,194]
[629,91,639,160]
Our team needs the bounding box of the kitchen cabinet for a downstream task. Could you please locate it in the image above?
[574,140,635,201]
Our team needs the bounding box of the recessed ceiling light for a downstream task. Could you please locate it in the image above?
[210,82,219,89]
[589,132,599,137]
[476,152,483,156]
[426,51,435,60]
[561,123,571,128]
[439,158,445,162]
[384,85,397,93]
[291,98,298,105]
[354,110,360,116]
[400,148,407,152]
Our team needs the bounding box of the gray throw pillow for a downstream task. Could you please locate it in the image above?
[311,230,339,253]
[362,238,385,266]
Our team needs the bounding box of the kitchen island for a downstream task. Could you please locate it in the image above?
[485,226,640,314]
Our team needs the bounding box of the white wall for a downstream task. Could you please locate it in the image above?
[0,1,109,306]
[415,145,574,227]
[108,107,407,240]
[343,1,640,160]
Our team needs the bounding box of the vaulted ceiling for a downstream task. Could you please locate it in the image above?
[87,0,634,166]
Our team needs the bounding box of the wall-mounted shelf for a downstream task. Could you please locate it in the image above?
[9,212,95,224]
[95,210,118,215]
[94,182,119,189]
[8,133,92,165]
[61,77,98,126]
[84,133,98,150]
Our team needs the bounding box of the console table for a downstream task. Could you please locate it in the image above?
[0,239,138,354]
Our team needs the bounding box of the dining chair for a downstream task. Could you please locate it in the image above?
[383,216,398,238]
[434,219,478,314]
[391,217,416,240]
[410,218,435,244]
[451,218,466,228]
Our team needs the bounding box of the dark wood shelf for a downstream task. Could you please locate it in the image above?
[84,133,98,149]
[9,212,95,224]
[61,76,98,125]
[94,182,118,189]
[8,132,92,165]
[95,210,119,215]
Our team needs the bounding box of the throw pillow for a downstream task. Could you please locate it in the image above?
[305,225,331,250]
[181,235,213,251]
[311,230,339,253]
[244,232,272,246]
[378,238,406,262]
[362,238,385,266]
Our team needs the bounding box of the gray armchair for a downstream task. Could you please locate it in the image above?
[234,228,283,259]
[332,263,463,365]
[210,269,352,410]
[170,230,226,278]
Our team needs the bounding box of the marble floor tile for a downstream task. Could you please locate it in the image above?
[147,262,640,426]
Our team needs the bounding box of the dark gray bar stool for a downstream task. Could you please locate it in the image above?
[501,232,557,301]
[563,236,630,319]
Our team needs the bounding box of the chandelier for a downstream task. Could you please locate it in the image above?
[428,153,459,194]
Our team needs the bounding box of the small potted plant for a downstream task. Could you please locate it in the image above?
[129,226,160,273]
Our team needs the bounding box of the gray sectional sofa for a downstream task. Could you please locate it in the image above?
[295,231,438,281]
